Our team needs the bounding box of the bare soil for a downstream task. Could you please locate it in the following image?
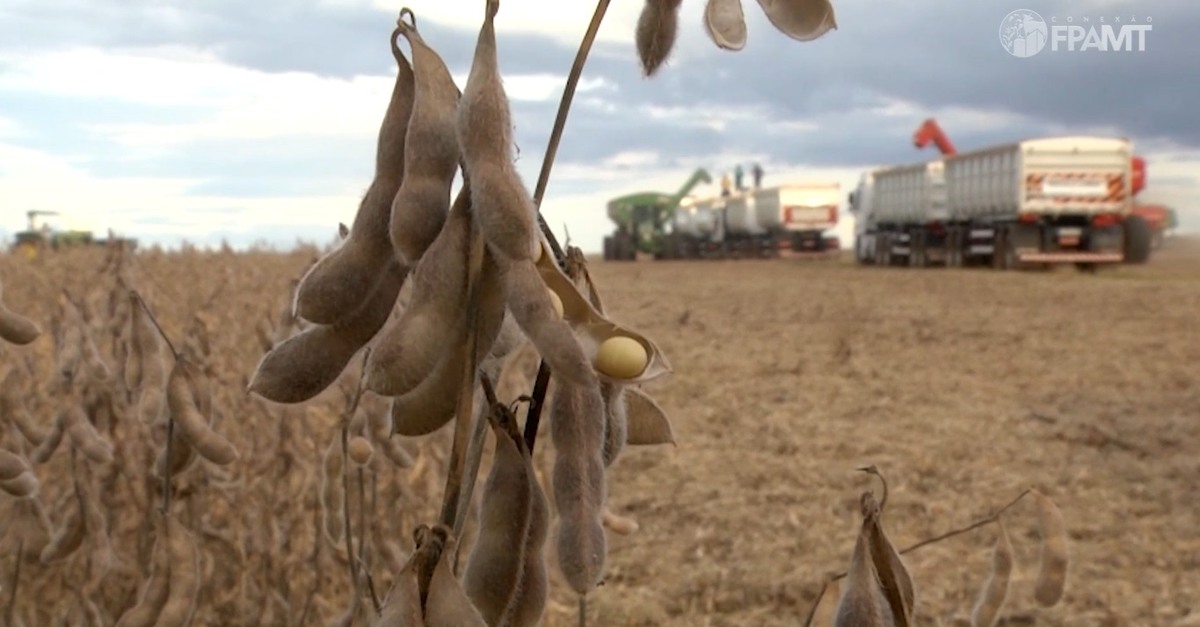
[545,236,1200,626]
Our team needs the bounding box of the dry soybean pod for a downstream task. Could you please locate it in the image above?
[1031,489,1069,607]
[11,406,48,446]
[457,0,541,264]
[29,409,67,465]
[0,448,28,481]
[124,290,155,391]
[114,514,172,627]
[0,471,39,498]
[320,436,345,546]
[635,0,683,76]
[548,376,608,595]
[294,25,415,325]
[165,359,238,465]
[424,529,487,627]
[463,405,535,625]
[62,405,114,465]
[389,249,507,437]
[154,512,202,627]
[834,499,892,627]
[39,501,85,565]
[154,428,198,481]
[389,11,460,266]
[376,524,434,626]
[0,278,41,346]
[250,261,408,404]
[367,187,473,397]
[971,521,1013,627]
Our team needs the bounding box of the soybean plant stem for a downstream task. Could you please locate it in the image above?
[5,540,20,626]
[522,0,611,455]
[439,212,486,533]
[132,290,179,360]
[340,351,372,611]
[896,488,1031,555]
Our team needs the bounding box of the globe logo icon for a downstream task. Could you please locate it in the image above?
[999,9,1048,57]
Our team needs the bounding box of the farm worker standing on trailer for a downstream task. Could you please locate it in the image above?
[752,162,763,188]
[734,164,745,190]
[721,172,732,197]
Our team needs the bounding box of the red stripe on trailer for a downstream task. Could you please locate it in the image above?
[1017,252,1124,263]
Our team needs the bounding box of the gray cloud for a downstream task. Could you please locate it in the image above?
[2,0,1197,242]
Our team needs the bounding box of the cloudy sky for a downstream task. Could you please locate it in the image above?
[1,0,1196,253]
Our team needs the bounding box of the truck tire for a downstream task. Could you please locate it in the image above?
[946,230,961,268]
[603,236,613,260]
[1123,215,1152,264]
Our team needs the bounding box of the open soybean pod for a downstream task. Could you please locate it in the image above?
[533,237,671,385]
[704,0,748,51]
[755,0,838,42]
[293,23,415,326]
[623,387,676,446]
[863,492,916,627]
[834,500,894,627]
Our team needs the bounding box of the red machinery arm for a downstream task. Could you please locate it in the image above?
[912,118,957,155]
[913,117,1146,196]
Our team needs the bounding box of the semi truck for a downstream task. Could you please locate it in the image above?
[852,135,1142,270]
[669,183,841,258]
[913,117,1170,261]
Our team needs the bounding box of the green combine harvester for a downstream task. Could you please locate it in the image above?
[11,210,137,259]
[602,168,712,261]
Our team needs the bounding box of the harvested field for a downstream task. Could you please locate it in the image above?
[0,236,1197,626]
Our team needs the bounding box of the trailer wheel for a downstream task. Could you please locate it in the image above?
[909,232,926,268]
[946,230,962,268]
[1123,214,1152,264]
